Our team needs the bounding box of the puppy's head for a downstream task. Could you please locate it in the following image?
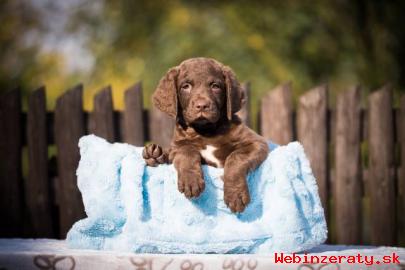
[152,57,244,126]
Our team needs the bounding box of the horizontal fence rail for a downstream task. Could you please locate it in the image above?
[0,82,404,246]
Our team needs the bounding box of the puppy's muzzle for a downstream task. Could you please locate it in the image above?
[192,98,213,113]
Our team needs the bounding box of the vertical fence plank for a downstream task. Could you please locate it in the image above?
[399,95,405,245]
[88,86,115,142]
[368,85,396,245]
[26,87,54,237]
[237,82,251,127]
[0,88,23,236]
[334,86,362,244]
[54,85,85,237]
[360,108,370,199]
[260,83,293,144]
[122,82,145,146]
[297,85,329,218]
[149,106,175,148]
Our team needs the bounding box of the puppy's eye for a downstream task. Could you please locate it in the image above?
[211,83,221,91]
[181,83,192,92]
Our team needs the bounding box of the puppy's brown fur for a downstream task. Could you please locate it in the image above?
[143,58,269,213]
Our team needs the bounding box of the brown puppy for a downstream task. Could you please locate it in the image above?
[143,58,269,213]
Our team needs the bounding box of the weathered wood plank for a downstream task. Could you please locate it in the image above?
[360,108,370,198]
[54,85,86,238]
[260,83,293,145]
[368,85,396,245]
[334,86,362,244]
[0,88,23,236]
[88,86,115,142]
[26,87,54,237]
[237,82,251,127]
[398,95,405,244]
[122,82,145,146]
[297,85,328,217]
[149,106,175,148]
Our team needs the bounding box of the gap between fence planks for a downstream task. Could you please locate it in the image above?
[334,86,362,244]
[26,87,54,237]
[0,88,23,237]
[54,85,86,238]
[368,85,396,245]
[88,86,115,142]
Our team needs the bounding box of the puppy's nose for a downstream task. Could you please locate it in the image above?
[194,99,211,111]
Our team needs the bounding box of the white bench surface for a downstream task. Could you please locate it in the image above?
[0,239,404,269]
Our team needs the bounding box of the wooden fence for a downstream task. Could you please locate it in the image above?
[0,82,404,247]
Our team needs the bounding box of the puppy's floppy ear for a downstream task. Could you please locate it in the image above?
[152,66,179,118]
[222,66,245,120]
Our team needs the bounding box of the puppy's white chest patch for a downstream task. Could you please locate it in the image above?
[200,145,222,168]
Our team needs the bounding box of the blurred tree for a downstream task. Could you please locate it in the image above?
[0,0,404,117]
[0,0,40,94]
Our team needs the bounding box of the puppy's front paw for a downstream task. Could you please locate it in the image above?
[178,172,205,198]
[224,182,250,213]
[142,143,167,167]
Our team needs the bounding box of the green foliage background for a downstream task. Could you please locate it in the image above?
[1,0,404,121]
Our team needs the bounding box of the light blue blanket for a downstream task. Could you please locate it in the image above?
[67,135,327,254]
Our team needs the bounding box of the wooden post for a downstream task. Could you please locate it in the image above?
[122,82,145,146]
[26,87,54,237]
[334,86,362,244]
[399,95,405,244]
[88,86,115,142]
[149,106,175,149]
[237,82,251,127]
[0,88,23,236]
[54,85,86,237]
[368,85,396,245]
[297,85,328,218]
[260,83,293,145]
[360,108,370,198]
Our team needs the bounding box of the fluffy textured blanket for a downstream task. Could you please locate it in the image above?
[67,135,327,254]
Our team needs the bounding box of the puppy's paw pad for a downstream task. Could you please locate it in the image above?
[145,158,159,167]
[224,187,250,213]
[142,144,167,166]
[178,175,205,198]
